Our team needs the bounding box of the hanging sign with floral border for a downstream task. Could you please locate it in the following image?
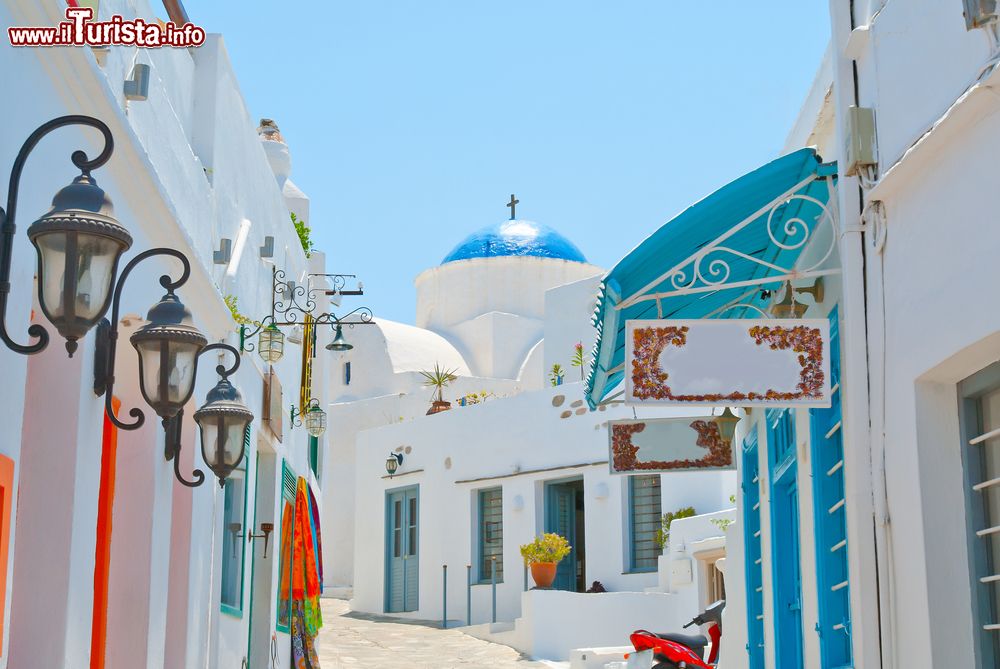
[625,319,831,408]
[608,417,734,474]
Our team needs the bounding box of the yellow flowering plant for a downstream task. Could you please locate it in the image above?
[520,533,572,565]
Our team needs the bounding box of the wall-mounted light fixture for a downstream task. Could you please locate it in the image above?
[713,407,740,446]
[290,397,327,438]
[0,116,135,357]
[769,278,824,319]
[386,452,404,477]
[238,266,374,360]
[247,522,274,558]
[92,257,253,487]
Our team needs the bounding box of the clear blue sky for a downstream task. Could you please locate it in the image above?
[193,2,831,324]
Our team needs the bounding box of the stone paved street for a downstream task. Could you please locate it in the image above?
[316,599,563,668]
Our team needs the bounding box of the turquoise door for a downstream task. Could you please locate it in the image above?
[768,409,803,669]
[544,481,579,591]
[385,486,419,612]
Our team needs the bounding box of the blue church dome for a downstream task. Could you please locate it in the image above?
[441,220,587,264]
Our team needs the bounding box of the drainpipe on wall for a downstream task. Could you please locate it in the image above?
[827,2,891,669]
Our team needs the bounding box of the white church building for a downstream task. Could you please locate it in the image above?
[321,212,737,649]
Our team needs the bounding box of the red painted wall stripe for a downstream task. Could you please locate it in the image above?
[90,397,119,669]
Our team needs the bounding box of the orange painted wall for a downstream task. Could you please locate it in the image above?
[0,454,14,656]
[90,397,120,669]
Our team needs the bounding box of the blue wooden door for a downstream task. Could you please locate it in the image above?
[768,410,804,669]
[385,486,419,612]
[545,482,577,591]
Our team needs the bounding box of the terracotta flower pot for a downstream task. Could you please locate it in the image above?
[426,400,452,415]
[529,562,558,589]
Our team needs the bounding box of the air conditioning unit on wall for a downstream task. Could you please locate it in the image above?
[964,0,999,30]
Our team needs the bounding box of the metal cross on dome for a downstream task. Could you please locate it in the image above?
[506,193,519,220]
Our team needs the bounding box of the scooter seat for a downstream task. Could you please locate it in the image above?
[653,632,708,650]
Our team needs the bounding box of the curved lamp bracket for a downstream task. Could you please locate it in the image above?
[94,248,192,432]
[0,116,114,355]
[166,342,240,488]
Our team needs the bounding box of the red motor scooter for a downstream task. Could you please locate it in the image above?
[627,599,725,668]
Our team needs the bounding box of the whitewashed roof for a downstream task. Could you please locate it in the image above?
[376,319,471,375]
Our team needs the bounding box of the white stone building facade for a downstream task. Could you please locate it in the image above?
[0,1,331,668]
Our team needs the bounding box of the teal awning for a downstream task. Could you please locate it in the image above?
[585,148,837,408]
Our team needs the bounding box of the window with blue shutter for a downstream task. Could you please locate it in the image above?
[220,425,251,617]
[477,488,503,582]
[629,474,662,572]
[809,307,852,667]
[276,461,297,632]
[742,430,765,669]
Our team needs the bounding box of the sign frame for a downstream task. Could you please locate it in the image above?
[624,318,831,408]
[608,416,735,474]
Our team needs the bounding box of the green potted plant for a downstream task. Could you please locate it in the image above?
[653,506,696,553]
[420,363,458,415]
[549,363,565,387]
[520,533,572,589]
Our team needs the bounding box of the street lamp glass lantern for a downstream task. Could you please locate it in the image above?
[129,291,207,419]
[27,174,132,356]
[258,324,284,363]
[194,377,253,485]
[713,407,740,445]
[385,453,401,476]
[326,324,353,352]
[305,403,327,437]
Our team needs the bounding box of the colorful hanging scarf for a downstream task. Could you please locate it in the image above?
[309,485,324,587]
[291,477,323,669]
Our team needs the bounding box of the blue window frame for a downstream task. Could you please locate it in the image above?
[810,308,853,667]
[742,429,765,669]
[477,488,503,583]
[220,426,251,617]
[628,474,662,572]
[959,361,1000,668]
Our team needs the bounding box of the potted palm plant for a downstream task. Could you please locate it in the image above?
[520,533,572,589]
[420,363,458,415]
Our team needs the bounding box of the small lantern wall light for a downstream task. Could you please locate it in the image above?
[194,354,254,486]
[247,522,274,558]
[257,323,285,363]
[0,116,137,357]
[386,452,404,477]
[713,407,740,446]
[290,398,327,437]
[769,278,824,319]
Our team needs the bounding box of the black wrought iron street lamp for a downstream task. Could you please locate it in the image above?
[290,397,327,437]
[239,266,373,358]
[193,354,254,486]
[91,250,254,487]
[0,116,135,356]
